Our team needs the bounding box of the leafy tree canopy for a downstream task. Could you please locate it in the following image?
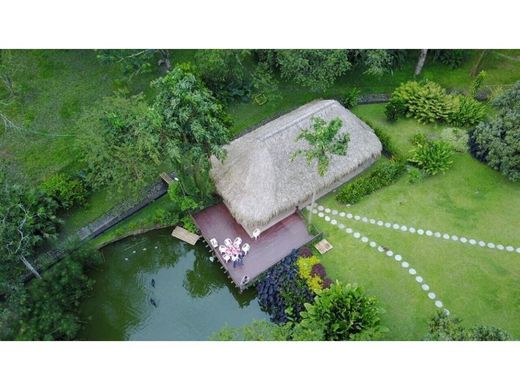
[96,49,171,80]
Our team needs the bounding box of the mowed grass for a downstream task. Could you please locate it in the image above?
[307,104,520,340]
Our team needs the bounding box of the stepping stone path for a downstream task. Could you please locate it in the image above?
[316,205,519,255]
[312,206,449,315]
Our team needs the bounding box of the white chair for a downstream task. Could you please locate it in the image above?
[219,245,227,254]
[223,254,231,263]
[242,243,250,255]
[252,228,261,240]
[231,254,239,262]
[224,238,232,247]
[233,237,242,248]
[210,238,218,248]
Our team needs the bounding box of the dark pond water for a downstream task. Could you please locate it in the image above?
[80,228,267,340]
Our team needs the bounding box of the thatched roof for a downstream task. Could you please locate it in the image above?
[210,100,382,232]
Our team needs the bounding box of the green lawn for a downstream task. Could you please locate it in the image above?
[307,104,520,340]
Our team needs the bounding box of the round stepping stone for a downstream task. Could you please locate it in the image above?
[347,213,353,219]
[394,254,402,261]
[401,262,409,268]
[393,223,400,230]
[332,210,338,215]
[339,212,345,217]
[443,233,450,240]
[422,284,430,291]
[346,228,353,234]
[378,246,385,253]
[318,205,324,211]
[435,300,443,308]
[318,212,324,217]
[479,240,486,247]
[132,250,136,254]
[370,241,377,248]
[312,209,318,214]
[143,248,147,251]
[370,219,376,224]
[385,222,392,228]
[154,246,158,249]
[386,250,394,257]
[516,248,520,254]
[354,215,361,221]
[325,216,330,222]
[408,268,417,275]
[362,217,368,223]
[353,232,361,239]
[325,208,331,213]
[361,237,369,243]
[400,225,407,232]
[506,246,514,252]
[469,239,476,245]
[497,244,504,250]
[306,205,313,211]
[434,232,441,238]
[409,227,416,233]
[416,276,423,283]
[460,237,467,243]
[428,292,436,300]
[331,219,337,225]
[417,229,424,235]
[426,230,432,236]
[444,309,450,316]
[377,221,384,226]
[346,204,351,207]
[487,242,495,249]
[124,257,129,261]
[451,235,459,241]
[339,223,345,229]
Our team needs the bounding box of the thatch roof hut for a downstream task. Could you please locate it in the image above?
[210,100,382,237]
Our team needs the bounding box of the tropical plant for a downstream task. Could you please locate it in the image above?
[297,256,323,294]
[40,173,88,209]
[407,166,424,184]
[468,81,520,181]
[432,49,469,69]
[295,281,384,341]
[448,95,487,127]
[471,70,487,98]
[297,246,313,258]
[409,139,453,176]
[340,88,360,109]
[275,49,351,92]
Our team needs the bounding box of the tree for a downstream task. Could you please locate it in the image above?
[152,66,231,203]
[0,169,60,296]
[96,49,171,79]
[291,116,349,223]
[415,49,428,76]
[76,93,162,195]
[424,311,512,341]
[275,49,351,92]
[469,81,520,181]
[360,49,393,77]
[294,281,384,341]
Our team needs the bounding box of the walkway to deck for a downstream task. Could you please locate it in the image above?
[193,203,315,289]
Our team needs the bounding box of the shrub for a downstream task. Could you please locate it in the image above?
[340,87,360,109]
[470,70,487,98]
[407,167,424,184]
[40,173,88,209]
[384,100,403,122]
[297,255,323,294]
[387,80,454,124]
[256,250,314,324]
[336,159,405,205]
[440,127,469,153]
[409,132,428,147]
[469,81,520,181]
[310,263,326,279]
[294,281,384,341]
[470,325,512,341]
[366,120,401,158]
[298,246,313,258]
[433,49,468,69]
[181,216,198,233]
[409,139,453,176]
[448,95,486,127]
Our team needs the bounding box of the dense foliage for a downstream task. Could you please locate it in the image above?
[469,82,520,181]
[432,49,469,69]
[291,116,349,176]
[295,281,384,341]
[386,80,486,127]
[0,169,60,295]
[424,311,512,341]
[40,173,88,209]
[1,249,101,341]
[274,49,351,92]
[210,320,291,341]
[297,256,324,294]
[336,159,405,204]
[96,49,171,80]
[409,138,453,176]
[440,127,469,153]
[340,87,360,109]
[256,250,314,324]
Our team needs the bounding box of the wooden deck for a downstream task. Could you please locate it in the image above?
[193,203,315,290]
[171,226,200,245]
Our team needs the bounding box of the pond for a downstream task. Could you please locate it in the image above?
[79,228,268,340]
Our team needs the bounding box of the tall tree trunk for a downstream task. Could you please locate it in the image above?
[158,50,171,74]
[470,49,488,77]
[414,49,428,76]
